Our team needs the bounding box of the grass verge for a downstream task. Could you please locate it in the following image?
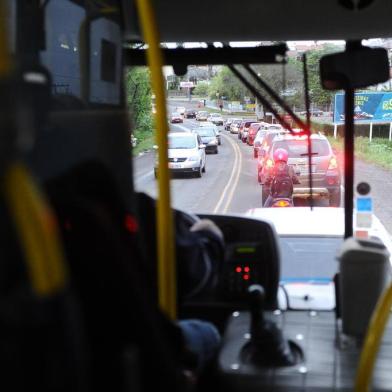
[133,131,154,156]
[327,136,392,170]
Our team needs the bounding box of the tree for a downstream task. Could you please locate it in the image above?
[126,67,153,135]
[302,44,343,109]
[193,81,209,97]
[208,67,248,101]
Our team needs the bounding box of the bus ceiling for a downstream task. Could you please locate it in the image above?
[123,0,392,43]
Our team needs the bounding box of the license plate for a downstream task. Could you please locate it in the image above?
[297,164,316,174]
[169,163,182,169]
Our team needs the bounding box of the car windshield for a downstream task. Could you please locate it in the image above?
[195,128,215,137]
[272,139,330,157]
[168,135,196,149]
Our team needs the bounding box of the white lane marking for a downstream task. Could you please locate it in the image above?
[213,134,240,214]
[221,139,243,214]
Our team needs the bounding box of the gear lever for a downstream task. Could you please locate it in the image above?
[242,284,302,366]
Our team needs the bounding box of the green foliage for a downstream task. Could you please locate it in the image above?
[303,45,342,108]
[208,67,248,101]
[126,67,153,134]
[192,81,209,96]
[326,136,392,170]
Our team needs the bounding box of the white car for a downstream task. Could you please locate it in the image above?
[154,132,206,178]
[196,111,209,121]
[207,113,224,126]
[176,106,186,115]
[246,207,392,310]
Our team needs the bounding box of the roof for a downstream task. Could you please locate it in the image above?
[126,1,392,42]
[246,207,392,244]
[169,132,196,138]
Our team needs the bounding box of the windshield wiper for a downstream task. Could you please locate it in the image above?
[300,152,319,156]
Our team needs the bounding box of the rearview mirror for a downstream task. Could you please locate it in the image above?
[320,47,389,90]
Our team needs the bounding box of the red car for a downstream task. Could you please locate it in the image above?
[170,113,183,123]
[238,120,259,142]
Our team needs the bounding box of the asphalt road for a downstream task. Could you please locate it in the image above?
[134,100,392,234]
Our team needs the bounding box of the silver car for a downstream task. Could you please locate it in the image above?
[154,132,206,178]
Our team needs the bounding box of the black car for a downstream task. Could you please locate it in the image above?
[185,109,196,119]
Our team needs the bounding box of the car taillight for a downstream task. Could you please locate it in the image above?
[266,159,274,168]
[328,156,338,170]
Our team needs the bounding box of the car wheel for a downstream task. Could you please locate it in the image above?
[215,147,218,154]
[329,191,341,207]
[254,150,258,158]
[262,185,269,205]
[238,133,241,140]
[218,140,221,146]
[196,166,202,178]
[202,162,206,173]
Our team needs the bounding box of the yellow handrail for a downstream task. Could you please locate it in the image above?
[4,164,67,296]
[134,0,177,319]
[355,283,392,391]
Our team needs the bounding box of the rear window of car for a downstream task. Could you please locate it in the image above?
[195,128,215,137]
[272,139,331,157]
[244,121,256,127]
[249,123,261,131]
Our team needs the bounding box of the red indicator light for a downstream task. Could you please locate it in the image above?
[244,267,250,273]
[125,214,139,233]
[243,274,250,280]
[236,267,242,273]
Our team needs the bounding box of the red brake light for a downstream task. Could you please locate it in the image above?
[328,156,338,170]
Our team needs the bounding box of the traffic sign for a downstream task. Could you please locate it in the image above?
[180,81,194,88]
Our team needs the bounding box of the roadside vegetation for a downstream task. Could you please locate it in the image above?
[327,136,392,170]
[204,44,342,111]
[126,67,154,155]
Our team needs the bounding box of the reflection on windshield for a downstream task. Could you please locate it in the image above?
[280,236,342,282]
[169,136,196,149]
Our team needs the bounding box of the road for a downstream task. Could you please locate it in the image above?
[134,100,392,234]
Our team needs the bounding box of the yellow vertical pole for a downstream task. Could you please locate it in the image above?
[134,0,177,319]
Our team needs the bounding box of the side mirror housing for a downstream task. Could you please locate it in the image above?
[320,47,389,90]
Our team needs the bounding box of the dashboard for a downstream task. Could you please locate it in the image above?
[180,214,281,327]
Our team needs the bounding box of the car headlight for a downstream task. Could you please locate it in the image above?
[188,156,199,161]
[208,139,217,145]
